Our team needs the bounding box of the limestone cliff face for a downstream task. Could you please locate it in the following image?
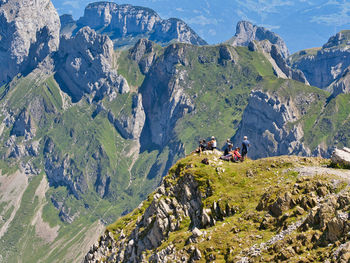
[75,2,207,47]
[107,94,146,140]
[229,21,289,59]
[129,39,157,74]
[0,0,60,85]
[233,89,313,159]
[55,26,129,102]
[329,66,350,97]
[140,44,194,147]
[290,31,350,90]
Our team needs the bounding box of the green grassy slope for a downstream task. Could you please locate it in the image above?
[106,153,350,262]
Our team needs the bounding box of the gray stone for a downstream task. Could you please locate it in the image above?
[331,148,350,167]
[233,90,313,159]
[229,21,289,59]
[75,2,207,48]
[55,26,130,102]
[0,0,60,85]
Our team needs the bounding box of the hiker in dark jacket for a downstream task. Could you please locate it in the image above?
[241,136,250,161]
[224,142,233,156]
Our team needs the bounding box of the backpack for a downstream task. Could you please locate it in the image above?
[201,158,209,165]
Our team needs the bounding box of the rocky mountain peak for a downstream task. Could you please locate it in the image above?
[323,30,350,49]
[72,1,207,48]
[0,0,60,85]
[229,20,289,59]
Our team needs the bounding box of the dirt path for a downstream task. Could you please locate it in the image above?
[295,166,350,182]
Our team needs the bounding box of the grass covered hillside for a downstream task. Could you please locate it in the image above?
[88,152,350,262]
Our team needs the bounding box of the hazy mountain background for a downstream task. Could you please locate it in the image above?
[52,0,350,53]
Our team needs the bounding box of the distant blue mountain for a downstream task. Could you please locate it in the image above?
[52,0,350,53]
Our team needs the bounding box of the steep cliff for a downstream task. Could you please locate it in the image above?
[289,30,350,90]
[68,2,207,48]
[85,153,350,262]
[0,0,60,85]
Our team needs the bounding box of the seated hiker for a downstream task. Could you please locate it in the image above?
[232,147,242,162]
[220,145,234,161]
[207,136,217,150]
[224,141,233,156]
[195,139,207,154]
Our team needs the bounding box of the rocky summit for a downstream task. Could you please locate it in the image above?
[85,152,350,262]
[1,0,350,263]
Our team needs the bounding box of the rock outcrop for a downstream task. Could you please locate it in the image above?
[74,2,207,48]
[0,0,60,85]
[329,66,350,97]
[43,137,88,200]
[140,43,194,147]
[229,21,289,59]
[331,147,350,167]
[129,39,157,74]
[84,151,236,262]
[290,30,350,90]
[55,26,129,102]
[233,89,313,159]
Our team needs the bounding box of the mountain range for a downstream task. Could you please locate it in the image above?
[1,0,350,262]
[52,0,350,53]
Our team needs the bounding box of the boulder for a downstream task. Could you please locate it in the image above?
[331,148,350,167]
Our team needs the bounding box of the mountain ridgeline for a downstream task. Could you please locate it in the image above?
[1,0,350,262]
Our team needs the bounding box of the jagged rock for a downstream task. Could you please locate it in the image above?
[0,0,60,85]
[269,192,293,217]
[191,228,203,238]
[331,148,350,167]
[10,108,35,137]
[228,21,289,59]
[107,93,146,139]
[55,26,129,102]
[129,39,157,74]
[233,90,312,159]
[44,137,88,201]
[75,2,207,48]
[329,66,350,97]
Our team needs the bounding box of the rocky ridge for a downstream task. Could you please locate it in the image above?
[84,153,350,262]
[68,2,207,48]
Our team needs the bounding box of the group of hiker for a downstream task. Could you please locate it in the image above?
[195,136,250,162]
